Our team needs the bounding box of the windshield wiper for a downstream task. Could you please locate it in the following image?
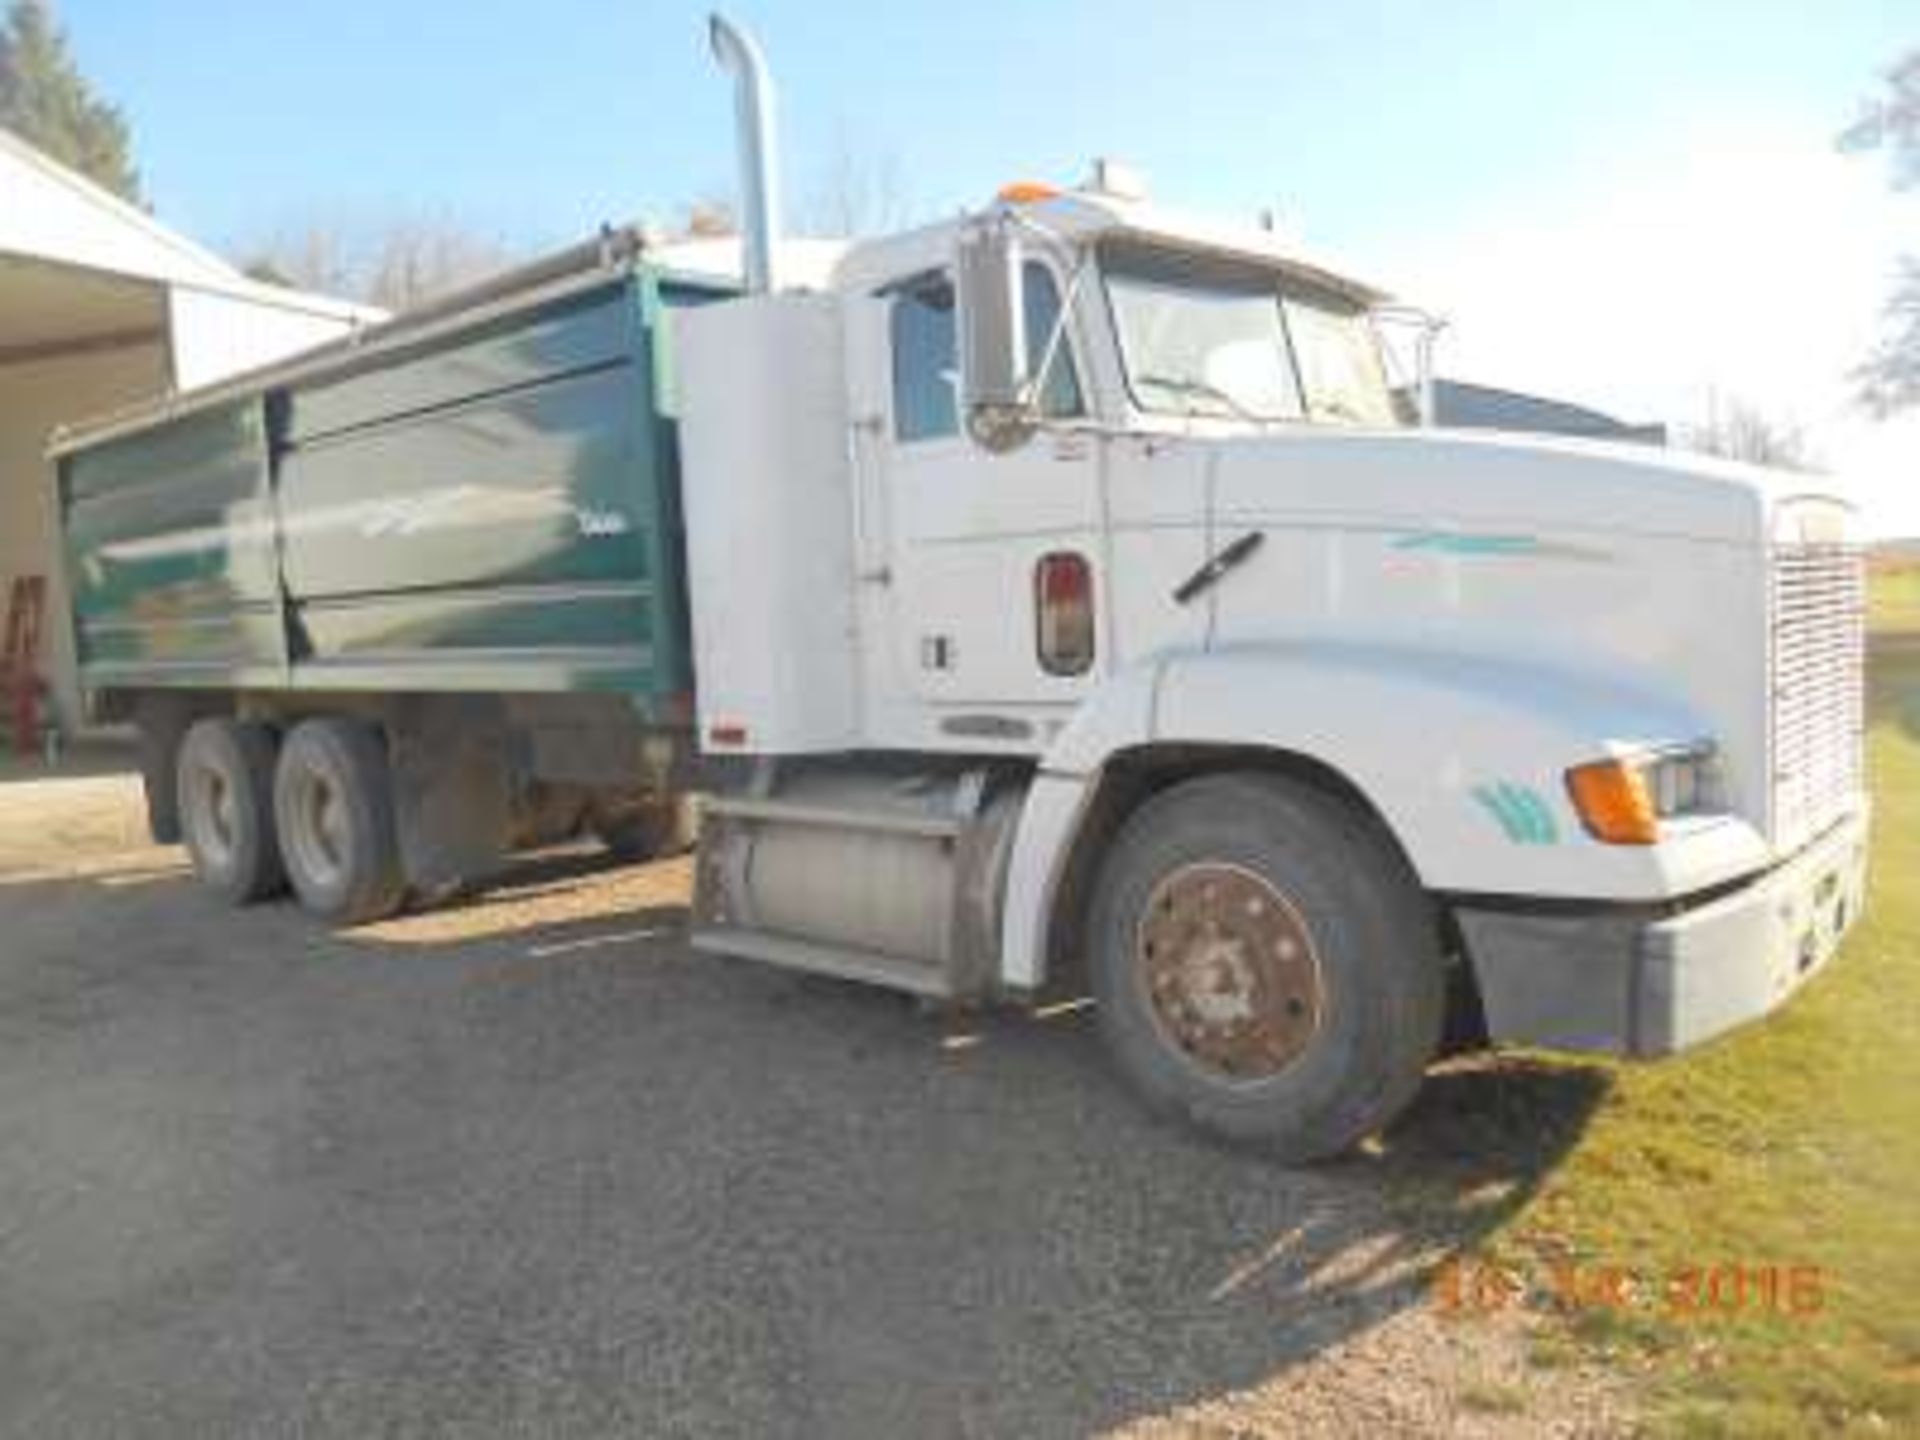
[1135,373,1279,424]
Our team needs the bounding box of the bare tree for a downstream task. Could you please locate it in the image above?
[238,225,356,297]
[1843,49,1920,183]
[1686,394,1816,470]
[361,222,520,311]
[796,128,910,238]
[1841,49,1920,415]
[663,132,912,245]
[236,215,524,311]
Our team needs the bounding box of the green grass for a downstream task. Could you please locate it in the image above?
[1869,555,1920,636]
[1478,574,1920,1436]
[1459,1379,1531,1416]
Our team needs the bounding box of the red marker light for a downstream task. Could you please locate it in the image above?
[1035,552,1095,676]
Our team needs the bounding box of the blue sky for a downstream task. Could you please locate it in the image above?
[58,1,1905,256]
[49,0,1920,528]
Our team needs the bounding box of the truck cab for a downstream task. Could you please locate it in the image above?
[852,187,1407,732]
[675,161,1869,1157]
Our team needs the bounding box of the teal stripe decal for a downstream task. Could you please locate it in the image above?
[1394,532,1543,556]
[1471,782,1560,846]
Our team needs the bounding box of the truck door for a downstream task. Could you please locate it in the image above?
[854,260,1101,718]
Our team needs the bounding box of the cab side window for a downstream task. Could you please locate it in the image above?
[890,275,958,442]
[888,263,1083,443]
[1023,265,1083,420]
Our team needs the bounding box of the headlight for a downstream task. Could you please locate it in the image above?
[1565,742,1725,845]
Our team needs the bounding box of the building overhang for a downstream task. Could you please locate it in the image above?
[0,254,166,371]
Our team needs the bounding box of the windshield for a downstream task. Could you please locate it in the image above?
[1101,242,1398,427]
[1282,293,1400,426]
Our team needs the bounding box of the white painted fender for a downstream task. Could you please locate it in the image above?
[997,641,1772,991]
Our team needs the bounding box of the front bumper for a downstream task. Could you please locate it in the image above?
[1454,807,1870,1057]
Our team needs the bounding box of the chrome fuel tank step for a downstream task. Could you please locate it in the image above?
[691,759,1028,1000]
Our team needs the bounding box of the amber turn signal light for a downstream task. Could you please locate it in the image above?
[1565,758,1660,845]
[997,180,1061,204]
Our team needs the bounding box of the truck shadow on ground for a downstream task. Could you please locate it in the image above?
[0,829,1612,1437]
[12,644,1909,1430]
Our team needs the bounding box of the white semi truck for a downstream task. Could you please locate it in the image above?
[53,17,1869,1159]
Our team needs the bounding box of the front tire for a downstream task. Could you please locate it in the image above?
[1088,772,1444,1161]
[175,718,285,904]
[274,718,406,924]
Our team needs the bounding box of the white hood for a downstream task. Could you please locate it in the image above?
[1207,426,1858,549]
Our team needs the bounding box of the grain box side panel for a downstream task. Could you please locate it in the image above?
[60,397,286,691]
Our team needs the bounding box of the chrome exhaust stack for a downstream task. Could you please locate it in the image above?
[708,13,781,294]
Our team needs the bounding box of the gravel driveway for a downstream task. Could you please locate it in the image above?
[0,752,1628,1438]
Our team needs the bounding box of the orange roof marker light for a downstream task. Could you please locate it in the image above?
[997,180,1061,204]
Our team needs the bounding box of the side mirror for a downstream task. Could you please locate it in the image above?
[1372,305,1448,427]
[1413,318,1444,427]
[956,216,1035,452]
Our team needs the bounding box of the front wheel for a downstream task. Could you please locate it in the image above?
[1088,772,1444,1162]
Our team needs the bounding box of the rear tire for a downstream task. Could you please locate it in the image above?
[175,718,285,904]
[274,717,406,924]
[1087,772,1444,1162]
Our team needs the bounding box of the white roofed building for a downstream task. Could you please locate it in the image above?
[0,127,380,738]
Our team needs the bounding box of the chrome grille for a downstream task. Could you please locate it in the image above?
[1770,542,1865,847]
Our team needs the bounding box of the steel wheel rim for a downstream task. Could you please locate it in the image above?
[285,766,348,890]
[1133,861,1326,1084]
